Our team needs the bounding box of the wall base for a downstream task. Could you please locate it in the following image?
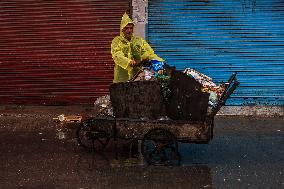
[218,106,284,117]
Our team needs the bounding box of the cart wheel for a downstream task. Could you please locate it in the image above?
[142,128,180,166]
[76,121,110,152]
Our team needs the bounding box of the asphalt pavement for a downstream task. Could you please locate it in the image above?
[0,106,283,189]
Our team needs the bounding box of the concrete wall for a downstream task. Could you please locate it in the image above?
[132,0,147,38]
[218,106,284,117]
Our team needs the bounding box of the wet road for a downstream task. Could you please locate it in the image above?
[0,115,283,189]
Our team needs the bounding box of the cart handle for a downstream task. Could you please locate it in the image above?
[208,72,239,118]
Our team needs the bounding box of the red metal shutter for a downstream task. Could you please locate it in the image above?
[0,0,130,105]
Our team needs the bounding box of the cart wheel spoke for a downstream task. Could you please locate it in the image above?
[97,138,108,146]
[149,147,159,157]
[76,120,110,152]
[142,128,180,166]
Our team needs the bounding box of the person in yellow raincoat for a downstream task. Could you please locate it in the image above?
[111,13,164,83]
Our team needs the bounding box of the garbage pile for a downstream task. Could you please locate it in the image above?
[183,68,225,107]
[132,60,225,107]
[93,95,113,117]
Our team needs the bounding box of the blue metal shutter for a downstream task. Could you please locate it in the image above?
[148,0,284,105]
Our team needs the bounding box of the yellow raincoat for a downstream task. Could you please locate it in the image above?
[111,13,164,83]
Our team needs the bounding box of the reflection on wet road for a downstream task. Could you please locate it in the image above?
[0,117,283,189]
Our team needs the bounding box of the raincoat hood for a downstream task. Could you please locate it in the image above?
[120,13,134,38]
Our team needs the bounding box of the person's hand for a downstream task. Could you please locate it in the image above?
[129,60,137,67]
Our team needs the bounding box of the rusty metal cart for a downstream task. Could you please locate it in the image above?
[75,71,239,165]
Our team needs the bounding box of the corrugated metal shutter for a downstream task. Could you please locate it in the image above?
[0,0,130,105]
[148,0,284,105]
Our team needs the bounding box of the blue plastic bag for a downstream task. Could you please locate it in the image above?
[151,60,165,72]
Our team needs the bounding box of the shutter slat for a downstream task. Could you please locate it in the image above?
[148,0,284,105]
[0,0,130,105]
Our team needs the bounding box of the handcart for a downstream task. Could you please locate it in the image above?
[74,70,239,165]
